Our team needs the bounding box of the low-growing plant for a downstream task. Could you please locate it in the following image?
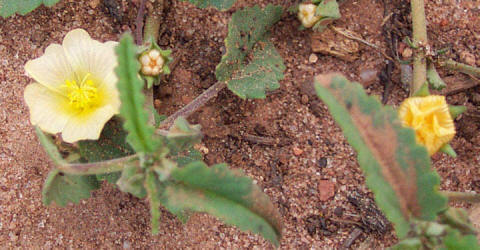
[21,1,286,247]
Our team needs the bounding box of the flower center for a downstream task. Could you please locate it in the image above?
[62,74,98,109]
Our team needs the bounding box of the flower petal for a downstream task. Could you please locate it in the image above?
[24,44,74,93]
[62,29,118,87]
[61,105,117,143]
[24,83,76,134]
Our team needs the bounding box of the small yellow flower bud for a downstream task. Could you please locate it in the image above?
[298,3,321,28]
[140,49,165,76]
[398,95,456,155]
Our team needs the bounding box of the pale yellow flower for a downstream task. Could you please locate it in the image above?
[140,49,164,76]
[298,3,321,28]
[24,29,120,143]
[398,95,456,155]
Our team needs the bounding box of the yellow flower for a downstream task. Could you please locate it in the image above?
[24,29,120,143]
[298,3,321,28]
[398,95,456,155]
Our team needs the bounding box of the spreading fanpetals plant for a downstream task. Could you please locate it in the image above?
[398,95,456,155]
[24,29,120,143]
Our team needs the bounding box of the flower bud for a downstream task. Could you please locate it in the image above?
[140,49,165,76]
[298,3,321,28]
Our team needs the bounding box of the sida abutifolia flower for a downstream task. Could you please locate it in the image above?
[140,49,164,76]
[24,29,120,143]
[298,3,321,28]
[398,95,456,155]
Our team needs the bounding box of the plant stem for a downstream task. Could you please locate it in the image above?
[157,81,227,130]
[442,59,480,78]
[135,0,146,45]
[142,0,165,124]
[58,155,138,175]
[410,0,428,96]
[442,191,480,203]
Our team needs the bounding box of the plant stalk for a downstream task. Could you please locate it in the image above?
[410,0,428,96]
[442,191,480,203]
[58,155,138,175]
[442,59,480,78]
[157,81,227,130]
[142,0,165,124]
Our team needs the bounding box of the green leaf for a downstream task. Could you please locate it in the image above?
[440,144,457,158]
[115,34,158,153]
[78,118,134,183]
[175,148,203,168]
[161,161,283,246]
[215,4,285,99]
[449,105,466,119]
[42,169,100,206]
[145,170,162,234]
[313,0,341,31]
[443,229,480,250]
[314,73,447,239]
[116,165,146,198]
[179,0,236,10]
[166,117,202,154]
[391,238,422,250]
[0,0,60,17]
[427,63,447,90]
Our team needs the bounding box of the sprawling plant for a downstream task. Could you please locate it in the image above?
[314,73,479,249]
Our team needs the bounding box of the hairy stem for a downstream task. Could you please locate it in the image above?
[135,0,146,45]
[142,0,165,124]
[410,0,428,96]
[442,191,480,203]
[157,81,227,130]
[442,59,480,78]
[58,155,138,175]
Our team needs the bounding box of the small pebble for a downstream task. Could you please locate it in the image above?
[309,53,318,64]
[333,207,344,217]
[317,157,327,168]
[301,94,309,105]
[460,51,476,66]
[293,147,303,156]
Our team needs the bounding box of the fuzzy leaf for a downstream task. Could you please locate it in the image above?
[78,118,134,183]
[179,0,236,10]
[0,0,60,17]
[215,4,285,99]
[42,169,100,206]
[161,161,283,246]
[443,229,480,249]
[116,165,146,198]
[115,34,158,153]
[314,73,447,239]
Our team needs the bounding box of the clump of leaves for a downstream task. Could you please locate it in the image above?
[314,73,479,249]
[0,0,60,17]
[38,34,283,246]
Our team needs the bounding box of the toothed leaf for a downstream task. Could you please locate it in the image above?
[115,34,158,153]
[0,0,60,17]
[215,4,285,99]
[161,161,283,246]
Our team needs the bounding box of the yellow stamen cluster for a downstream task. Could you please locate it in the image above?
[63,74,98,109]
[140,49,164,76]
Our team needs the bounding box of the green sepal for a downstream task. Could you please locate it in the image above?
[116,165,147,198]
[0,0,60,17]
[42,169,100,207]
[439,144,457,158]
[413,82,430,97]
[161,161,283,246]
[404,37,419,49]
[427,62,447,90]
[449,105,466,119]
[35,127,66,166]
[115,33,159,153]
